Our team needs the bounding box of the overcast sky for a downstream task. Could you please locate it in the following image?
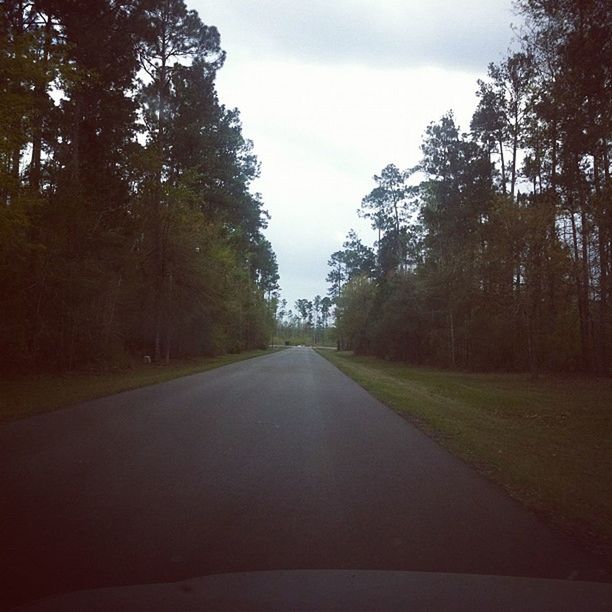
[189,0,518,310]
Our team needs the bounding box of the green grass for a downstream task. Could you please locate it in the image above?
[0,349,275,422]
[318,350,612,557]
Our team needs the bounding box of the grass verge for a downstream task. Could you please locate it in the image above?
[318,349,612,559]
[1,349,276,423]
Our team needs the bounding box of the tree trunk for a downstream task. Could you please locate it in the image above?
[570,210,590,371]
[550,118,557,191]
[153,34,168,362]
[579,196,593,372]
[29,17,53,190]
[498,133,506,194]
[449,310,456,368]
[164,270,173,364]
[510,102,518,199]
[71,94,82,181]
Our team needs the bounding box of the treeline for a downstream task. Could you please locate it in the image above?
[274,296,334,345]
[329,0,611,374]
[0,0,279,373]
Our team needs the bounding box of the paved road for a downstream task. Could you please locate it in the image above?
[1,348,606,608]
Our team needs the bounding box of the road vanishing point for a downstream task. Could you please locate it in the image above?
[1,347,607,609]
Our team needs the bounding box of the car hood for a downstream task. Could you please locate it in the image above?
[18,569,612,611]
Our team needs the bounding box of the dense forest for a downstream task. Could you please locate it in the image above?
[274,296,334,346]
[0,0,279,373]
[329,0,611,375]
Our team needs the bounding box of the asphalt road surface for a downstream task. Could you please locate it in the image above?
[1,348,607,608]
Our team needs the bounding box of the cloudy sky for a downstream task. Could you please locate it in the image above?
[190,0,518,309]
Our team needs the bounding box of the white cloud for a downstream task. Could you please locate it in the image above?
[216,58,481,304]
[187,1,518,307]
[194,0,517,70]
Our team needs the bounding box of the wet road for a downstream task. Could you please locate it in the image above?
[0,348,605,608]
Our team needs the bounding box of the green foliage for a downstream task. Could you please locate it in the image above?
[0,0,277,373]
[274,294,334,346]
[328,0,611,374]
[326,229,376,300]
[336,276,376,352]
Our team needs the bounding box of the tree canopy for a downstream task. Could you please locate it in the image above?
[0,0,278,372]
[329,0,611,374]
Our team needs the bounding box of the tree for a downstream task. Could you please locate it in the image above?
[23,0,146,368]
[138,0,224,361]
[320,296,332,343]
[0,1,279,373]
[471,78,507,192]
[312,294,321,342]
[326,230,375,300]
[360,164,416,270]
[340,230,376,279]
[328,1,611,375]
[326,250,346,300]
[335,276,376,353]
[295,299,310,329]
[250,235,279,298]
